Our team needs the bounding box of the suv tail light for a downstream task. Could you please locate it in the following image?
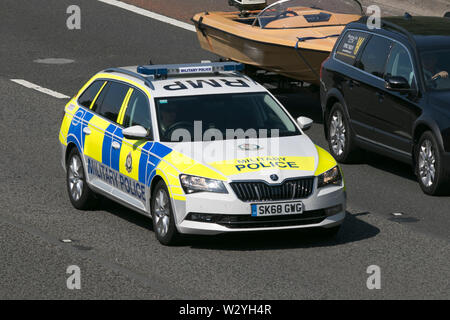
[320,56,330,79]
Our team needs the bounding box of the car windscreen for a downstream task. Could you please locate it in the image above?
[155,92,301,142]
[421,49,450,91]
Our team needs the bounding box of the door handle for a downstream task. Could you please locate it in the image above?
[348,79,360,88]
[112,141,120,150]
[83,127,91,135]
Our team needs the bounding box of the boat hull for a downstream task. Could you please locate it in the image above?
[194,20,331,85]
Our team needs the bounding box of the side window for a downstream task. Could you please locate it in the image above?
[356,35,393,78]
[91,82,109,113]
[335,31,369,65]
[123,90,151,130]
[385,43,415,87]
[97,82,129,123]
[77,81,104,108]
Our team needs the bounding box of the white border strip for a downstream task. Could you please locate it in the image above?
[11,79,70,99]
[97,0,196,32]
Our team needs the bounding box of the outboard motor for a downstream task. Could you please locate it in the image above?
[228,0,267,11]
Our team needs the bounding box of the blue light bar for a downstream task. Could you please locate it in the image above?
[137,61,244,77]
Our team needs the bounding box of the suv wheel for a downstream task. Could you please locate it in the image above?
[327,103,362,163]
[66,148,97,209]
[151,180,181,246]
[415,131,449,195]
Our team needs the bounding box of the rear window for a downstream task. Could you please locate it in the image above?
[335,31,369,65]
[77,81,105,109]
[356,35,393,78]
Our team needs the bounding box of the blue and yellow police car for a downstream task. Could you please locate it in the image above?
[59,62,346,245]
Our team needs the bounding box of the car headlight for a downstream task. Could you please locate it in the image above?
[317,166,342,188]
[179,174,228,194]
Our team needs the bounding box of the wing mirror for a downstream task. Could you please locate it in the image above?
[385,76,412,92]
[296,116,313,131]
[122,125,150,140]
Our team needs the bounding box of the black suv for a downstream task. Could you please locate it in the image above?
[320,16,450,195]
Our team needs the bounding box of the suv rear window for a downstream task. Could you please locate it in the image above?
[356,35,393,78]
[335,31,369,65]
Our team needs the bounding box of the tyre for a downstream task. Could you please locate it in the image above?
[327,103,362,163]
[66,148,97,210]
[415,131,449,195]
[151,180,181,246]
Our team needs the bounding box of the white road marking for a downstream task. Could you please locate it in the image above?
[97,0,196,32]
[11,79,70,99]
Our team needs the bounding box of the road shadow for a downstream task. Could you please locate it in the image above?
[96,197,380,250]
[341,150,418,183]
[274,90,323,124]
[97,196,155,232]
[183,211,379,251]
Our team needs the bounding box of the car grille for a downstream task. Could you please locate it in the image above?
[186,210,327,229]
[230,177,315,202]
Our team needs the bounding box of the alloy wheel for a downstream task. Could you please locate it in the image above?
[418,139,436,188]
[330,110,346,156]
[154,189,170,237]
[68,155,84,201]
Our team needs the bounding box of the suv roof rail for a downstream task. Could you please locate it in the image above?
[104,67,155,90]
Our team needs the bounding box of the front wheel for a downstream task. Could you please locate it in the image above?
[415,131,449,195]
[151,181,181,246]
[327,103,362,163]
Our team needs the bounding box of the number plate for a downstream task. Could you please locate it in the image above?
[251,201,303,217]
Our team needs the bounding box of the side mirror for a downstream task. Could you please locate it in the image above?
[385,76,412,92]
[123,125,150,140]
[297,116,313,131]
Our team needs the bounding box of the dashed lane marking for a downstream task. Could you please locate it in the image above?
[97,0,196,32]
[10,79,70,99]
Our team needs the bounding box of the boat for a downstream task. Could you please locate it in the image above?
[192,0,363,85]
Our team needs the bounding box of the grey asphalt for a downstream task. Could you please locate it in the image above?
[0,0,448,299]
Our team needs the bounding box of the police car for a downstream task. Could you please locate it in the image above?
[59,61,346,245]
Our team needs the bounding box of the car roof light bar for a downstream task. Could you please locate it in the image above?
[136,61,244,78]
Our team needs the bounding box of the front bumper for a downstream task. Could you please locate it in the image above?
[172,181,346,235]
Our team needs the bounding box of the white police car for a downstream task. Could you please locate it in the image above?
[59,61,346,245]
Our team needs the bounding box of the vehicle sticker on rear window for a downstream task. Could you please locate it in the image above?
[336,31,368,64]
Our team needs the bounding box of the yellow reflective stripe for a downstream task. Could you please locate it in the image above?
[117,88,133,125]
[169,186,184,196]
[59,113,73,145]
[183,163,227,181]
[84,116,110,162]
[314,145,337,176]
[118,139,146,180]
[209,157,314,176]
[162,151,197,172]
[89,81,107,110]
[173,195,186,201]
